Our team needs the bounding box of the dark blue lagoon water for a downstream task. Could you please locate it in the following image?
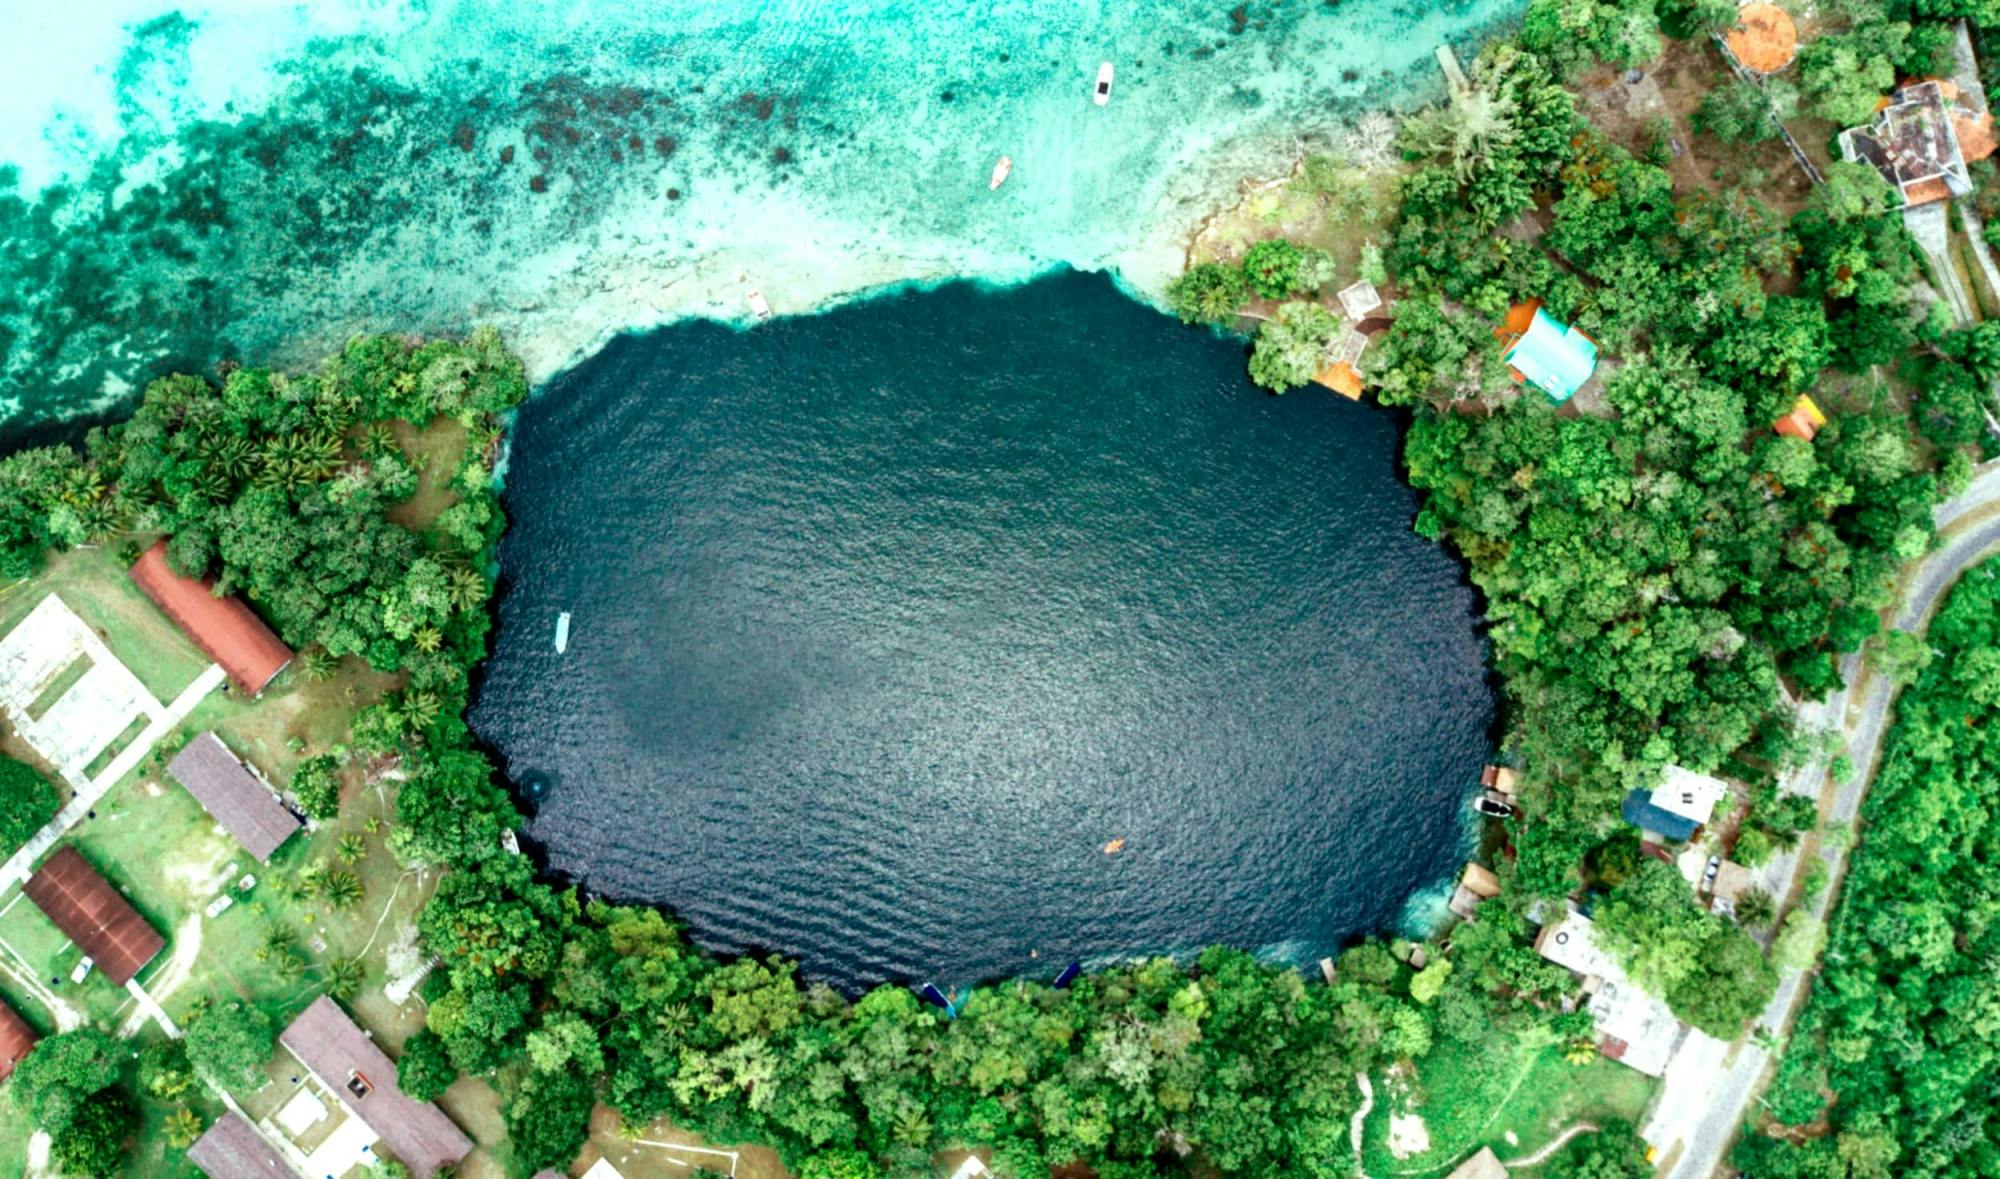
[471,271,1494,991]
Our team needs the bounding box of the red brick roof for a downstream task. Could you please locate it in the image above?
[0,995,38,1083]
[130,541,293,696]
[23,847,163,986]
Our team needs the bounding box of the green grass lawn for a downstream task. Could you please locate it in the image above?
[1360,1023,1657,1178]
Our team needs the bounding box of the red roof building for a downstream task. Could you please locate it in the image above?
[23,847,164,986]
[0,996,38,1083]
[130,541,293,696]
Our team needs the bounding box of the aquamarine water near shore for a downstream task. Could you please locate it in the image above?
[0,0,1519,428]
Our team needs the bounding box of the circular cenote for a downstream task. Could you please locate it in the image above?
[469,271,1495,992]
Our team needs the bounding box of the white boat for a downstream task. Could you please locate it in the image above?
[990,155,1012,190]
[746,289,772,320]
[554,611,571,654]
[1093,62,1114,106]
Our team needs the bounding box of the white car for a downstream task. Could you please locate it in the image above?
[70,956,94,984]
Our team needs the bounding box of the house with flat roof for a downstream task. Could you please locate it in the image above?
[1534,907,1685,1076]
[23,846,164,986]
[278,996,472,1178]
[0,995,39,1083]
[187,1110,301,1179]
[1498,301,1598,403]
[130,540,294,696]
[169,732,302,862]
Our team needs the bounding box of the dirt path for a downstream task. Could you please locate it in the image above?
[1351,1073,1376,1179]
[1503,1122,1599,1168]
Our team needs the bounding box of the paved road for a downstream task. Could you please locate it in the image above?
[1647,482,2000,1179]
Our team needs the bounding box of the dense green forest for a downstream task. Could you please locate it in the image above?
[1737,561,2000,1179]
[1168,0,2000,1042]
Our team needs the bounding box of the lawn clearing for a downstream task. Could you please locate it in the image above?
[1360,1023,1657,1178]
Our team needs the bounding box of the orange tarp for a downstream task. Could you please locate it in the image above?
[1954,111,1997,162]
[1726,3,1798,74]
[1313,362,1364,400]
[1496,298,1542,341]
[1905,177,1953,206]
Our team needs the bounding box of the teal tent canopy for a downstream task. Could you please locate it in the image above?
[1504,309,1598,402]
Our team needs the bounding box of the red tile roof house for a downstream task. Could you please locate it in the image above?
[279,996,473,1178]
[22,846,164,986]
[129,540,294,696]
[0,995,39,1083]
[186,1110,298,1179]
[168,732,303,862]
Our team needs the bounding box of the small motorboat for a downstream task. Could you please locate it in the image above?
[1472,792,1513,819]
[746,289,772,321]
[553,611,571,654]
[990,155,1013,190]
[1102,837,1125,854]
[1094,62,1114,106]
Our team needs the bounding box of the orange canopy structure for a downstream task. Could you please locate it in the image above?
[1727,3,1798,75]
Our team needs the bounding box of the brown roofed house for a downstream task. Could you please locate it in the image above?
[23,847,164,986]
[169,732,302,862]
[279,996,473,1178]
[0,995,39,1083]
[187,1110,299,1179]
[130,541,294,696]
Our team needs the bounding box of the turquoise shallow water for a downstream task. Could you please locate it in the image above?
[0,0,1519,428]
[469,272,1496,991]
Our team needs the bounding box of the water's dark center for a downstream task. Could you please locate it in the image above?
[471,271,1494,992]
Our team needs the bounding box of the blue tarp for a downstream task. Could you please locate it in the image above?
[1622,789,1699,842]
[1505,309,1598,402]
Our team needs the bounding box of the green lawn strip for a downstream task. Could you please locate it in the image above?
[1361,1027,1655,1178]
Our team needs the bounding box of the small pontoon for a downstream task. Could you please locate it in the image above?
[747,289,772,320]
[554,611,571,654]
[1094,62,1114,106]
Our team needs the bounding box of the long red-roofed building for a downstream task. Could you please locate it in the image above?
[23,846,164,986]
[0,995,38,1083]
[130,540,294,696]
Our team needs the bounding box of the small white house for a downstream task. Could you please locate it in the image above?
[1652,765,1730,828]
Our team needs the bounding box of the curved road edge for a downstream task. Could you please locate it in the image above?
[1645,472,2000,1179]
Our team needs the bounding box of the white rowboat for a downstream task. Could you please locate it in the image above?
[554,611,571,654]
[747,289,772,320]
[990,155,1013,190]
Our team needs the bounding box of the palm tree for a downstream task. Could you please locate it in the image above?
[1399,54,1521,181]
[413,626,443,654]
[399,689,441,732]
[1735,886,1777,929]
[323,871,364,911]
[325,956,365,1001]
[446,566,489,611]
[202,435,257,482]
[297,646,339,683]
[337,834,367,863]
[164,1108,203,1149]
[1565,1036,1600,1065]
